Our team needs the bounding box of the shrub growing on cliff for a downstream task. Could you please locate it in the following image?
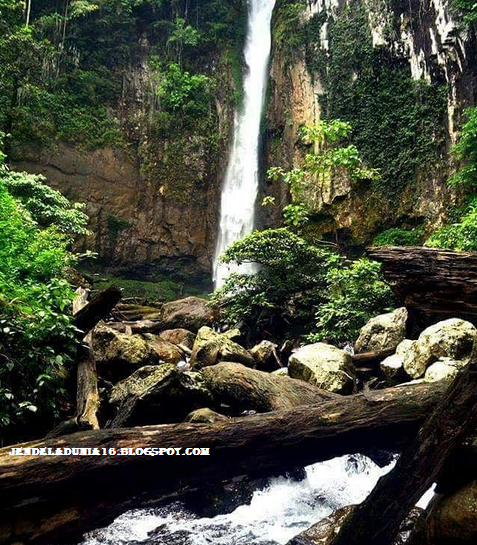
[266,120,379,228]
[211,228,395,342]
[426,108,477,251]
[158,62,211,118]
[0,163,84,440]
[373,227,424,247]
[3,170,90,235]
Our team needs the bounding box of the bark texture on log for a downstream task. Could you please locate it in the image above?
[352,348,395,367]
[72,286,122,337]
[330,360,477,545]
[367,246,477,328]
[73,288,100,430]
[0,381,446,545]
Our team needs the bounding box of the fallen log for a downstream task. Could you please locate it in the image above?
[352,347,395,367]
[367,246,477,330]
[0,380,447,545]
[329,359,477,545]
[72,286,122,337]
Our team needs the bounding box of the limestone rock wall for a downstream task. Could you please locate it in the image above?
[263,0,477,245]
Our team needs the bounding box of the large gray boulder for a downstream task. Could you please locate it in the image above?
[355,308,408,353]
[411,479,477,544]
[109,364,212,427]
[201,362,336,414]
[93,324,158,379]
[160,297,212,332]
[190,327,255,370]
[402,318,477,379]
[288,343,357,395]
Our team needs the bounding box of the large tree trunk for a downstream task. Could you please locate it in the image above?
[367,246,477,332]
[0,380,446,545]
[329,360,477,545]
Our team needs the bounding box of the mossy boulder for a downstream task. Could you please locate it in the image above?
[185,408,229,424]
[108,364,212,427]
[190,327,255,370]
[424,358,460,383]
[288,343,357,395]
[201,362,336,414]
[93,323,158,380]
[250,340,281,371]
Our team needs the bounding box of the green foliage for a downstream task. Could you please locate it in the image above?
[426,197,477,251]
[12,86,122,149]
[0,177,80,438]
[158,62,211,118]
[267,120,379,227]
[308,259,396,344]
[211,228,395,342]
[107,214,132,235]
[94,275,207,303]
[3,170,90,235]
[211,228,336,331]
[0,0,243,150]
[449,107,477,187]
[373,227,424,247]
[167,17,200,62]
[451,0,477,24]
[426,108,477,251]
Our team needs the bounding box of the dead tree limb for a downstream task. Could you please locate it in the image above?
[74,288,100,430]
[0,380,446,545]
[329,359,477,545]
[72,286,122,337]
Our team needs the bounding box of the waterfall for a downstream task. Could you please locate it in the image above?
[213,0,276,289]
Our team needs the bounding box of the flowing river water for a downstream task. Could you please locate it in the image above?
[213,0,276,288]
[81,454,435,545]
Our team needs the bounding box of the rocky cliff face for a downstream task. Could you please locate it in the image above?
[264,0,477,245]
[12,50,236,285]
[10,0,477,281]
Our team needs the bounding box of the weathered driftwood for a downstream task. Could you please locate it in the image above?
[0,380,447,544]
[72,286,122,337]
[367,246,477,328]
[330,360,477,545]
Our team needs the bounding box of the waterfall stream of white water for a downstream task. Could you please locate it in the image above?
[213,0,276,288]
[82,454,435,545]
